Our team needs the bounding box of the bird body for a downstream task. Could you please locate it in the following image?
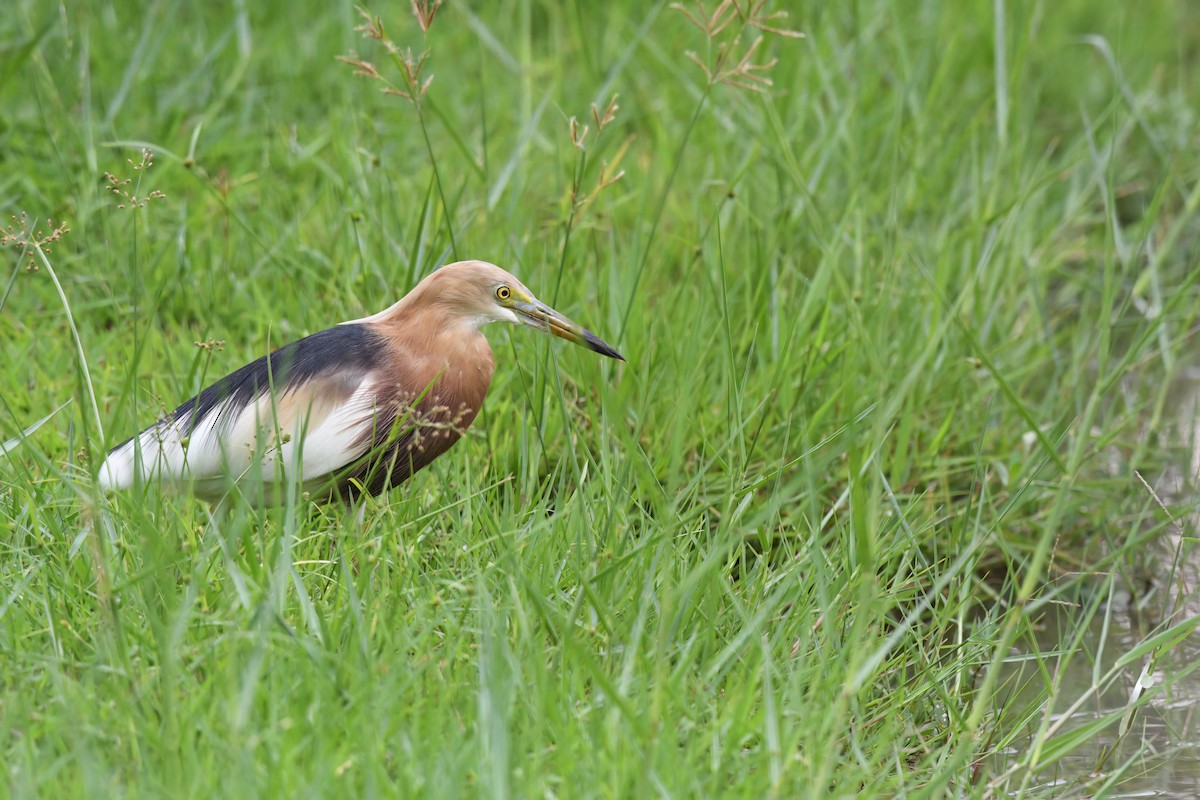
[98,260,622,504]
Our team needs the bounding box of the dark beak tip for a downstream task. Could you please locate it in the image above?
[583,331,624,361]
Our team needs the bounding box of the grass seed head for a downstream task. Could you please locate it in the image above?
[410,0,442,34]
[672,0,802,93]
[592,94,620,132]
[1,211,71,266]
[103,148,166,210]
[569,116,589,150]
[343,6,435,107]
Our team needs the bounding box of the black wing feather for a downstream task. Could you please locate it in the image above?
[111,324,386,452]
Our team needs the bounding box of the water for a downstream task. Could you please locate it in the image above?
[997,376,1200,797]
[1002,582,1200,797]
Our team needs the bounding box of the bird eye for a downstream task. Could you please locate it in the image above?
[496,286,512,301]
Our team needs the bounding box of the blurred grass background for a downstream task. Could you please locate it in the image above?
[3,0,1200,796]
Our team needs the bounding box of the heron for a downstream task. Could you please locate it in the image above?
[98,260,623,505]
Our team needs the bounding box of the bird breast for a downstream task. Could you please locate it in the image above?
[372,321,494,437]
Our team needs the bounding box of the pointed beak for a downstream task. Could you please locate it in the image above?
[516,300,625,361]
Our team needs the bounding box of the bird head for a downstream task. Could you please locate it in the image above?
[425,261,625,361]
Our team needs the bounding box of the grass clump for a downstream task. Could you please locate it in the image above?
[3,0,1200,796]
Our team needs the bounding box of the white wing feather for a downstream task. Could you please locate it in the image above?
[98,376,381,501]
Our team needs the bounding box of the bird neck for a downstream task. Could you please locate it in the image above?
[371,305,496,406]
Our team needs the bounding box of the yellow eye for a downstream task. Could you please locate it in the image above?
[496,286,512,301]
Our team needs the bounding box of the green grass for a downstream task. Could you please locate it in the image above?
[3,0,1200,796]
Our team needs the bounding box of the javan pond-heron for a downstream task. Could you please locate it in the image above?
[98,260,623,504]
